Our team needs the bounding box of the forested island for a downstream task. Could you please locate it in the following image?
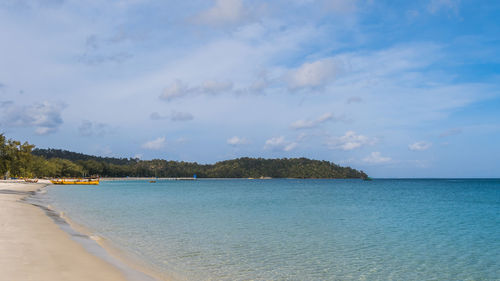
[1,134,368,179]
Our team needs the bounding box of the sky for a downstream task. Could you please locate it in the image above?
[1,0,500,177]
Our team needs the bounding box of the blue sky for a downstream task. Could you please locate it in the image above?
[1,0,499,177]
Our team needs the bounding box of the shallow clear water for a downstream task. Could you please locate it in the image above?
[45,179,500,280]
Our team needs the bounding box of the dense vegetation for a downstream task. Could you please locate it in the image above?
[1,134,368,179]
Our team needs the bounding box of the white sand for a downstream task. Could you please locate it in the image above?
[0,181,139,281]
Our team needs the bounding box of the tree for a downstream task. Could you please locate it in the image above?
[0,135,35,178]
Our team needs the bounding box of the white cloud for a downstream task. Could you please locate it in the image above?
[159,80,233,102]
[265,136,285,147]
[408,141,432,151]
[34,127,56,135]
[0,101,65,135]
[1,0,496,179]
[78,120,112,136]
[150,111,194,121]
[264,136,298,151]
[227,136,248,145]
[201,80,233,94]
[363,152,392,164]
[291,112,344,129]
[290,120,316,129]
[159,80,192,101]
[325,131,376,150]
[78,52,133,65]
[287,58,340,89]
[312,43,494,131]
[248,76,270,93]
[142,136,166,150]
[296,132,308,141]
[284,142,298,151]
[194,0,246,26]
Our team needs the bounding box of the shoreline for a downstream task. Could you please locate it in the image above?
[50,197,182,281]
[0,180,165,281]
[100,177,363,181]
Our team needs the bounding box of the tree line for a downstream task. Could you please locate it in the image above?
[1,134,368,179]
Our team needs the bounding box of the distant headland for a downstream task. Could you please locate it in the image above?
[1,134,368,179]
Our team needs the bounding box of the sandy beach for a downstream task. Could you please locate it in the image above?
[0,180,157,281]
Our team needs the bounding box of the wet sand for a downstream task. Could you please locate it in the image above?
[0,180,157,281]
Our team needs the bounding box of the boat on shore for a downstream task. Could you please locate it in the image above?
[24,178,39,183]
[50,178,99,185]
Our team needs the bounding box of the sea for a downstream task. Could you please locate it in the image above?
[42,179,500,280]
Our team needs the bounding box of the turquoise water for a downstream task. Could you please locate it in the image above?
[45,179,500,280]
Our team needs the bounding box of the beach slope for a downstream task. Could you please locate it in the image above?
[0,181,127,281]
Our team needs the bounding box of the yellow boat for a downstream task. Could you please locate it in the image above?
[50,178,99,185]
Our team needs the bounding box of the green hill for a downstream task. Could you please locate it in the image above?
[2,134,368,179]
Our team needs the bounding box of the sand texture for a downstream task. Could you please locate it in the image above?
[0,181,128,281]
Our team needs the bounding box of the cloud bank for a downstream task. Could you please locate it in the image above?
[159,80,233,102]
[408,141,432,151]
[0,101,65,135]
[264,136,298,152]
[363,152,392,164]
[142,137,166,150]
[326,131,376,151]
[227,136,248,145]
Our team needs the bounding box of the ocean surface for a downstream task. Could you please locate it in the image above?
[44,179,500,280]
